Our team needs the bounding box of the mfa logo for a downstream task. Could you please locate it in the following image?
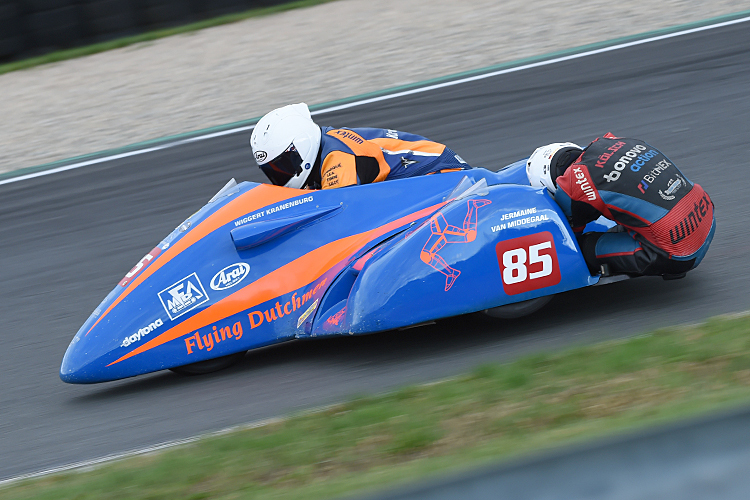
[158,273,209,320]
[210,263,250,291]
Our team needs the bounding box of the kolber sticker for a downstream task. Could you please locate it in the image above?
[495,231,561,295]
[158,272,209,320]
[210,263,250,291]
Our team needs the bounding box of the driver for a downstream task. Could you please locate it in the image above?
[526,133,715,279]
[250,103,472,189]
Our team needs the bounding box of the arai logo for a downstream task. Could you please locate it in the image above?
[210,263,250,291]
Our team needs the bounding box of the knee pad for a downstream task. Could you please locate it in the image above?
[578,232,603,275]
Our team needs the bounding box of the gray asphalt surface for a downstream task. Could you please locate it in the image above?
[1,21,749,483]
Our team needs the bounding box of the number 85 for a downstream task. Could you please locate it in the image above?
[502,241,553,285]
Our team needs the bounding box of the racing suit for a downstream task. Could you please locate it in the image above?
[308,127,471,189]
[554,133,715,277]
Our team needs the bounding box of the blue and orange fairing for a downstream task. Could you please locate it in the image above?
[61,163,605,383]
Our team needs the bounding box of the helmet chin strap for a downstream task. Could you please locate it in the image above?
[302,142,324,189]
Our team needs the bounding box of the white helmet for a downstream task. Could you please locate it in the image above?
[526,142,582,195]
[250,103,322,189]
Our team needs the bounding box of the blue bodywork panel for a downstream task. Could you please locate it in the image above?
[61,161,609,383]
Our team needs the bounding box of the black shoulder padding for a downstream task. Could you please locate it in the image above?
[355,156,381,184]
[553,147,584,180]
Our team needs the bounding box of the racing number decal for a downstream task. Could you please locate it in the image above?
[495,231,561,295]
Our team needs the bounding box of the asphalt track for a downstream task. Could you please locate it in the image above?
[1,20,749,484]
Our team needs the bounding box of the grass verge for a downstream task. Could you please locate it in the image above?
[0,0,339,76]
[4,313,750,499]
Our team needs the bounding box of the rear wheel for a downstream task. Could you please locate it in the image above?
[169,351,246,376]
[482,295,553,319]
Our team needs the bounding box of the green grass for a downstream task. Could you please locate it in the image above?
[4,313,750,499]
[0,0,340,76]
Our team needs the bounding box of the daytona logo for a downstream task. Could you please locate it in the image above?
[121,318,163,348]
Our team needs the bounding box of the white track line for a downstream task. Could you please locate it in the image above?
[0,416,284,487]
[1,13,748,488]
[2,14,749,188]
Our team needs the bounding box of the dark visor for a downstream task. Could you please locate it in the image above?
[259,145,304,186]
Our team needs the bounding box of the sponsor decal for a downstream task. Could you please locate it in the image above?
[121,318,163,348]
[594,141,627,169]
[158,273,209,320]
[326,306,347,327]
[603,145,659,182]
[659,176,684,201]
[572,166,597,201]
[210,263,250,291]
[400,157,418,168]
[233,195,314,227]
[493,207,549,232]
[324,164,342,187]
[297,299,319,328]
[642,159,672,183]
[333,129,364,144]
[119,246,162,287]
[669,193,711,244]
[184,321,244,355]
[495,231,561,295]
[254,150,267,163]
[242,278,328,330]
[385,129,399,139]
[638,159,675,195]
[455,154,467,164]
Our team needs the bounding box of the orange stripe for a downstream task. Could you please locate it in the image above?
[326,129,391,182]
[369,138,446,155]
[106,201,447,367]
[86,184,302,336]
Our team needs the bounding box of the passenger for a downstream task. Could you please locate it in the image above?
[250,103,472,190]
[526,134,715,279]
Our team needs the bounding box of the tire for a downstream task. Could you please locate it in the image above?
[483,295,553,319]
[170,350,246,375]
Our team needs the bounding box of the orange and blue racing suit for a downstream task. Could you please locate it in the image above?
[312,127,471,189]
